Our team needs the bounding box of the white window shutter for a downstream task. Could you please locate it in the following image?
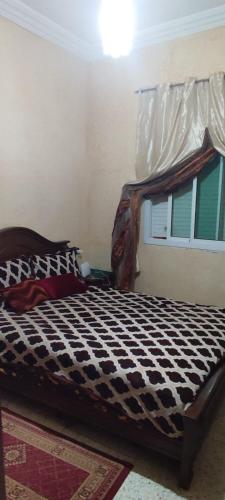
[151,196,168,239]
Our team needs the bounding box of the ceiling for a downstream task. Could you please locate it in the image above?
[21,0,225,46]
[1,0,225,59]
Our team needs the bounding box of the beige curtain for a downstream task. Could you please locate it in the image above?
[135,72,225,182]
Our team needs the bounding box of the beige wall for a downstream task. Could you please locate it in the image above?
[1,17,225,306]
[0,18,89,249]
[88,27,225,306]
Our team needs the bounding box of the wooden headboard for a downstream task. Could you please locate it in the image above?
[0,227,70,262]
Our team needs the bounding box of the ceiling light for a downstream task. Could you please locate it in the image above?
[99,0,135,58]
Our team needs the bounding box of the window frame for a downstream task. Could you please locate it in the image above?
[144,156,225,252]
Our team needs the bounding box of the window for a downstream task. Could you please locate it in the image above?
[144,155,225,251]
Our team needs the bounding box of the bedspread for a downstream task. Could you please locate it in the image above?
[0,287,224,438]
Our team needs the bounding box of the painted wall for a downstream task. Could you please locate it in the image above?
[1,17,225,306]
[88,26,225,306]
[0,18,89,249]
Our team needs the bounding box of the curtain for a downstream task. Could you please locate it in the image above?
[135,72,225,181]
[112,71,225,290]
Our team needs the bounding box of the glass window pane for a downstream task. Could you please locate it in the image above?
[195,158,220,240]
[151,196,168,239]
[171,182,192,238]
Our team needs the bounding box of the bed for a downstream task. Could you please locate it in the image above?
[0,226,224,489]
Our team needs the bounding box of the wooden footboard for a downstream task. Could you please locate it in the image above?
[0,365,181,461]
[0,361,224,489]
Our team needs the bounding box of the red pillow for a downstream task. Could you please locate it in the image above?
[3,279,49,313]
[39,273,88,299]
[3,273,88,313]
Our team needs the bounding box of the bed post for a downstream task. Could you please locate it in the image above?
[179,415,203,488]
[179,363,225,488]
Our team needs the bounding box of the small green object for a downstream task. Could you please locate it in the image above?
[90,268,113,279]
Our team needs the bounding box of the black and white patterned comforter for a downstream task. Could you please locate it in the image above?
[0,287,224,438]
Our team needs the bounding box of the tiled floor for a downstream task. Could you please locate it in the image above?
[1,390,225,500]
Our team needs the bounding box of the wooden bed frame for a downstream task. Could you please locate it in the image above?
[0,226,224,489]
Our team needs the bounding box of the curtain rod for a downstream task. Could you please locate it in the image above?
[135,77,210,94]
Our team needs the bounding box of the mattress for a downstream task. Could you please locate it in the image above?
[0,287,224,438]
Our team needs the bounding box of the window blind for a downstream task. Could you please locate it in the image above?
[195,159,220,240]
[171,182,193,238]
[151,196,168,238]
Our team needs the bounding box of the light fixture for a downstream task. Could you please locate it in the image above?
[99,0,135,58]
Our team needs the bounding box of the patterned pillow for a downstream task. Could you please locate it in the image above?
[0,257,32,290]
[31,249,80,280]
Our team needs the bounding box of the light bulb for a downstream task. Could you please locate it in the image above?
[99,0,135,58]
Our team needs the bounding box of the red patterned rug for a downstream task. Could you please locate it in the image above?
[2,409,131,500]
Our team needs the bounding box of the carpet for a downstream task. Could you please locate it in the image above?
[2,409,131,500]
